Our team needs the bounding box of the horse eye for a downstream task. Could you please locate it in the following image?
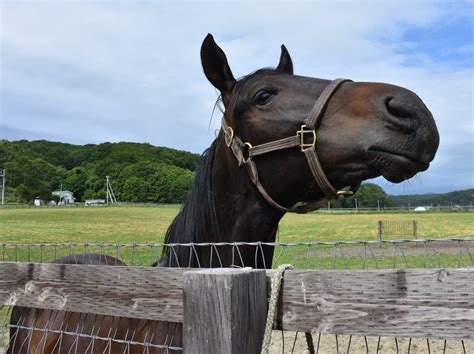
[254,89,277,105]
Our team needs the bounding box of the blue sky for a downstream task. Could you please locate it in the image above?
[0,1,472,195]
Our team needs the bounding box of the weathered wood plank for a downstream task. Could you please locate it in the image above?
[183,269,266,354]
[1,263,473,340]
[0,262,184,323]
[273,268,474,339]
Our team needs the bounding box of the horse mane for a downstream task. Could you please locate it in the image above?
[159,139,220,266]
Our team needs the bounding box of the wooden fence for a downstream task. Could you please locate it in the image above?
[1,262,473,352]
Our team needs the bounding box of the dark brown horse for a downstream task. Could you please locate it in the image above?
[8,34,439,353]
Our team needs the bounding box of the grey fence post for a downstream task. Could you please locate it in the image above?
[377,221,383,243]
[183,268,267,354]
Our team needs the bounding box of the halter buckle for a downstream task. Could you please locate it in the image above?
[224,126,234,147]
[297,125,316,151]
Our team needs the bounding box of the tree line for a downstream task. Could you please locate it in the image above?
[1,139,471,207]
[392,189,474,207]
[0,140,199,204]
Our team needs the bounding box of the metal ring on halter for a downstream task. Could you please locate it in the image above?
[243,142,253,163]
[224,126,234,147]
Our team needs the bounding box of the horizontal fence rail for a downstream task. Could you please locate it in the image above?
[1,263,474,340]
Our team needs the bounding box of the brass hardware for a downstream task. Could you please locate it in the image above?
[243,142,253,162]
[296,125,316,151]
[337,190,354,197]
[224,126,234,147]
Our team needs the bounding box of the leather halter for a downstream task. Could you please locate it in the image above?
[222,78,360,213]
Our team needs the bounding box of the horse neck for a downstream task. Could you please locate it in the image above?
[161,138,284,268]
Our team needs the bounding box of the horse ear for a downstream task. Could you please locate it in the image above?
[201,34,236,95]
[276,45,293,74]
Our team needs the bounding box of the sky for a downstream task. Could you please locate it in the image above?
[0,1,472,195]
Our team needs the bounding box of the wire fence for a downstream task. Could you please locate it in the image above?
[378,219,417,238]
[1,237,473,269]
[1,237,473,353]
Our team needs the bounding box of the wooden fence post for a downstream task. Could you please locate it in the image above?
[413,220,418,238]
[183,268,267,354]
[377,221,383,243]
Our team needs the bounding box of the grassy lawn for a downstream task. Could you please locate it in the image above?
[278,211,474,242]
[0,206,472,269]
[1,205,472,244]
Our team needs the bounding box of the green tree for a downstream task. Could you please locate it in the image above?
[345,183,396,208]
[122,176,150,202]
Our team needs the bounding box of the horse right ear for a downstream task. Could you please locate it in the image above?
[201,34,236,95]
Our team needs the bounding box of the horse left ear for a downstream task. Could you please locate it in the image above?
[201,34,236,95]
[276,45,293,74]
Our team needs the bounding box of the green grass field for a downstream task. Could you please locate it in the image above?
[0,206,473,269]
[1,205,473,244]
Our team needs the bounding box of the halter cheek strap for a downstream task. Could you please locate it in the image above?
[222,78,360,214]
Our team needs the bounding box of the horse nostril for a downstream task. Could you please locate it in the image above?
[386,97,414,118]
[382,96,419,132]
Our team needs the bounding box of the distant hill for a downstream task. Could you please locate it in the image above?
[0,139,200,203]
[1,139,472,206]
[391,189,474,207]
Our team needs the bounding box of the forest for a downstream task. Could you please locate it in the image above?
[0,139,471,207]
[0,140,198,203]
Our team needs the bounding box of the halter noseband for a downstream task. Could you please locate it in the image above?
[222,78,360,213]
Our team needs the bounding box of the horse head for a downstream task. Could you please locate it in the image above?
[201,34,439,212]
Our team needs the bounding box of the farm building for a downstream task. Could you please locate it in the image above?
[52,190,75,205]
[84,199,106,206]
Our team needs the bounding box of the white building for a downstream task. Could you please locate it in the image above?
[85,199,106,206]
[52,190,75,205]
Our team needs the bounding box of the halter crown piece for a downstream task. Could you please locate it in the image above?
[222,78,360,214]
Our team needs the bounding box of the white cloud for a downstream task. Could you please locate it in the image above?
[0,1,472,194]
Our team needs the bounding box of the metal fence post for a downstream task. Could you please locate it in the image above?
[183,268,267,354]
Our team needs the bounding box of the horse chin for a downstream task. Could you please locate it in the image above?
[368,149,430,183]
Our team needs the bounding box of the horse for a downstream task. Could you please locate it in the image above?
[8,33,439,353]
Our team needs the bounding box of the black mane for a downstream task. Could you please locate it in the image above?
[159,139,220,266]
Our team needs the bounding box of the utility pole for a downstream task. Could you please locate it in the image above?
[377,200,380,212]
[105,176,118,206]
[355,198,358,212]
[106,177,109,206]
[0,169,5,206]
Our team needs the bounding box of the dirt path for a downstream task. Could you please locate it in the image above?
[270,331,473,353]
[311,239,474,258]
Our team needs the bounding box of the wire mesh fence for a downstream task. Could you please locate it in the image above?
[378,219,417,239]
[1,237,473,353]
[0,305,183,353]
[1,237,473,269]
